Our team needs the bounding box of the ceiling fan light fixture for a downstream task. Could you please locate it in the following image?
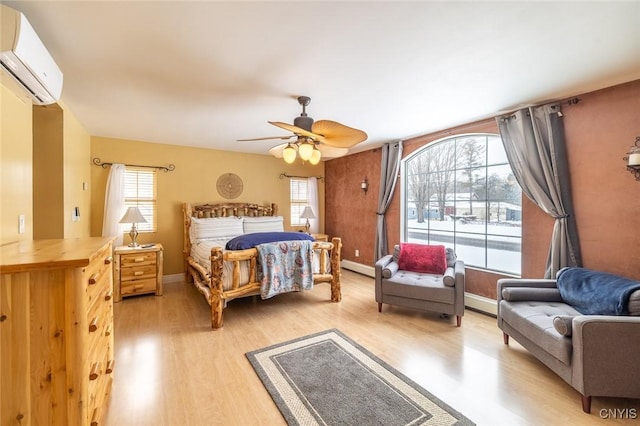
[283,144,297,164]
[298,139,314,161]
[309,147,322,165]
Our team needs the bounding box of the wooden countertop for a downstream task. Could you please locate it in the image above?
[0,237,114,273]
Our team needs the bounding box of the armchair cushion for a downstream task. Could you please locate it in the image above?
[443,267,456,287]
[398,243,447,275]
[382,261,399,279]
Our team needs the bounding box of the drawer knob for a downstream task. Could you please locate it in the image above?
[89,316,99,333]
[88,273,99,285]
[91,407,101,426]
[134,271,144,276]
[89,362,100,380]
[134,257,145,262]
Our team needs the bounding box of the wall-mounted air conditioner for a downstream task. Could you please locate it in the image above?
[0,4,63,105]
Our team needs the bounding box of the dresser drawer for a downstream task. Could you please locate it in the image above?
[121,278,157,296]
[120,264,156,281]
[120,251,156,267]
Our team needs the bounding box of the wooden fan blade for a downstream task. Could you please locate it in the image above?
[268,121,326,143]
[237,135,295,142]
[311,120,368,148]
[317,144,349,159]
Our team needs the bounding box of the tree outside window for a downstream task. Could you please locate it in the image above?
[402,134,522,275]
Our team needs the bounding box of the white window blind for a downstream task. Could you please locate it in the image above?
[290,178,308,226]
[124,167,157,232]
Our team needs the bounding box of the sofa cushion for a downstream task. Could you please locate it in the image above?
[501,287,563,302]
[499,300,581,365]
[553,315,574,336]
[398,243,447,275]
[383,270,454,305]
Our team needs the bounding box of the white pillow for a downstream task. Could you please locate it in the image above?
[243,216,284,234]
[190,217,244,243]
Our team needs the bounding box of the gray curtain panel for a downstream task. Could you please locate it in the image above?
[497,103,581,278]
[375,141,403,260]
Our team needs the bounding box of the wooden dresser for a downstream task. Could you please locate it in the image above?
[113,244,163,302]
[0,237,115,426]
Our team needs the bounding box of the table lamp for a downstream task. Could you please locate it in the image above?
[299,206,316,234]
[119,207,147,247]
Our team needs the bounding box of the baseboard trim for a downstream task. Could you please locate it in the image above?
[341,260,497,316]
[465,293,497,316]
[162,273,184,284]
[341,260,375,277]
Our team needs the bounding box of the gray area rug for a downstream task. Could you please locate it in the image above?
[246,329,475,425]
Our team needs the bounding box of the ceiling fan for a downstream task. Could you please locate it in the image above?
[238,96,368,164]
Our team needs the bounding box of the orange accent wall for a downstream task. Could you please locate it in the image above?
[326,79,640,299]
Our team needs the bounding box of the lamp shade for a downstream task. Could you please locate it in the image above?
[298,140,314,161]
[283,144,297,164]
[299,206,316,219]
[119,207,147,224]
[309,147,322,165]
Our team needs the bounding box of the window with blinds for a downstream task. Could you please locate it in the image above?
[290,178,308,227]
[124,167,157,232]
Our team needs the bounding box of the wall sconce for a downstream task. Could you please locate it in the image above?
[624,136,640,181]
[360,177,369,194]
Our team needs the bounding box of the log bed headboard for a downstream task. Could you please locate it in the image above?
[182,202,279,270]
[185,202,278,219]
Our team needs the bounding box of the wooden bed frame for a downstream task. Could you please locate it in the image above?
[183,202,342,329]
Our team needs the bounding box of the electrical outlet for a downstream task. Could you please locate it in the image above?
[355,249,360,257]
[18,214,25,234]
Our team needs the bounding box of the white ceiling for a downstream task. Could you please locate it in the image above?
[6,1,640,157]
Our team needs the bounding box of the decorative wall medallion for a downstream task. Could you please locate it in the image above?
[216,173,243,199]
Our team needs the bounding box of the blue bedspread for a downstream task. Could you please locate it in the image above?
[556,267,640,315]
[226,231,314,250]
[257,240,314,299]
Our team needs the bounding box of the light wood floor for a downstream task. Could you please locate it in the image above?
[105,270,637,425]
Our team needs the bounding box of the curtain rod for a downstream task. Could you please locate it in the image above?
[92,157,175,172]
[279,172,324,181]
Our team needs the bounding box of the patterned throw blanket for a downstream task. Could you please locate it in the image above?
[257,240,314,299]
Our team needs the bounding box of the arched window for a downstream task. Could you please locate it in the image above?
[401,134,521,275]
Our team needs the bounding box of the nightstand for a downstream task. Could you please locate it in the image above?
[113,243,163,302]
[312,233,329,242]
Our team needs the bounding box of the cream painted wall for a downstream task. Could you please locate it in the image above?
[1,83,92,244]
[62,101,92,238]
[91,137,326,275]
[0,84,33,243]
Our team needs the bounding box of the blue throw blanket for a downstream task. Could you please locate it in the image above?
[226,231,314,250]
[257,240,314,299]
[556,267,640,315]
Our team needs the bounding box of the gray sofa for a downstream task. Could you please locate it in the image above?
[375,246,465,326]
[497,275,640,413]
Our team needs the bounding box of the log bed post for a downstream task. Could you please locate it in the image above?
[210,247,225,329]
[330,237,342,302]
